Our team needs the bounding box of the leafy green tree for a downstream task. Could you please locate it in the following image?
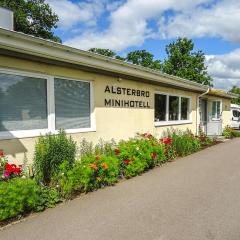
[126,50,161,70]
[89,48,116,58]
[230,86,240,105]
[162,38,212,86]
[89,48,125,61]
[0,0,61,42]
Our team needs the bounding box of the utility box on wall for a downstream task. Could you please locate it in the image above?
[0,7,13,30]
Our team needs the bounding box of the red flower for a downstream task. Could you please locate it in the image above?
[200,136,207,142]
[151,152,157,159]
[3,163,22,178]
[143,133,153,139]
[160,138,173,145]
[0,149,4,157]
[95,155,101,161]
[123,159,133,165]
[114,148,120,155]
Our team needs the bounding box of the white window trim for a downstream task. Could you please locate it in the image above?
[154,91,192,127]
[211,99,222,121]
[0,68,96,140]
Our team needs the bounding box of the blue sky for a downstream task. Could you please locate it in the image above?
[47,0,240,90]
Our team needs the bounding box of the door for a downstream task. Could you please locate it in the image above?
[207,100,222,136]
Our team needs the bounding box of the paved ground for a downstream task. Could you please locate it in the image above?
[1,139,240,240]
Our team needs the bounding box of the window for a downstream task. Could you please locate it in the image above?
[0,72,48,132]
[154,94,167,121]
[169,96,179,121]
[212,101,221,120]
[233,110,240,118]
[0,69,94,139]
[55,78,91,130]
[181,97,190,120]
[154,93,191,125]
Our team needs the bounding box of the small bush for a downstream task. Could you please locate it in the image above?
[79,138,116,157]
[53,160,83,198]
[79,154,120,192]
[223,126,235,139]
[165,130,201,157]
[232,130,240,138]
[0,178,40,221]
[55,155,120,196]
[34,130,76,185]
[117,136,165,178]
[35,187,61,212]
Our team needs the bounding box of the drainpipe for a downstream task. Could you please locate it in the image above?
[196,87,210,135]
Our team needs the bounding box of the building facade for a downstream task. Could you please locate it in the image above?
[0,28,234,164]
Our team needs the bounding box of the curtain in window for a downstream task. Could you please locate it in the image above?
[0,73,48,131]
[154,94,167,121]
[169,96,179,121]
[181,97,189,120]
[54,78,91,129]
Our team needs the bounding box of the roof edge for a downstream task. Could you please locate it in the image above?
[0,28,220,94]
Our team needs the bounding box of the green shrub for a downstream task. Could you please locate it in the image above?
[79,154,120,192]
[53,160,83,198]
[35,187,62,212]
[55,155,120,196]
[34,130,76,185]
[166,130,201,157]
[223,126,235,139]
[79,138,116,157]
[117,136,165,178]
[232,130,240,138]
[0,178,40,221]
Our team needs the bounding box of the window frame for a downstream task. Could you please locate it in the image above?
[154,92,192,127]
[211,100,222,121]
[0,68,96,140]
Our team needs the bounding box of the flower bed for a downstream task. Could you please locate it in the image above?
[0,129,216,224]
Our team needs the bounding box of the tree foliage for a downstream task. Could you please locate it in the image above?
[89,38,212,86]
[162,38,212,86]
[125,50,161,70]
[88,48,125,60]
[230,86,240,105]
[89,48,117,58]
[0,0,61,42]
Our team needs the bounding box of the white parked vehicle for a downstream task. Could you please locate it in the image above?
[230,104,240,129]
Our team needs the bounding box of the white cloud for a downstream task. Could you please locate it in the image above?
[206,49,240,90]
[64,0,209,51]
[46,0,106,29]
[158,0,240,42]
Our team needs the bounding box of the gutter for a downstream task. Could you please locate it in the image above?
[196,87,210,135]
[0,28,208,93]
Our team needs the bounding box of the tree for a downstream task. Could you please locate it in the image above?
[88,48,125,60]
[162,38,212,86]
[126,50,161,70]
[89,48,116,58]
[230,86,240,105]
[0,0,61,42]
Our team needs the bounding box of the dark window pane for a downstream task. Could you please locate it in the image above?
[55,78,91,129]
[169,96,179,121]
[181,97,190,120]
[233,110,238,118]
[0,73,47,131]
[155,94,166,121]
